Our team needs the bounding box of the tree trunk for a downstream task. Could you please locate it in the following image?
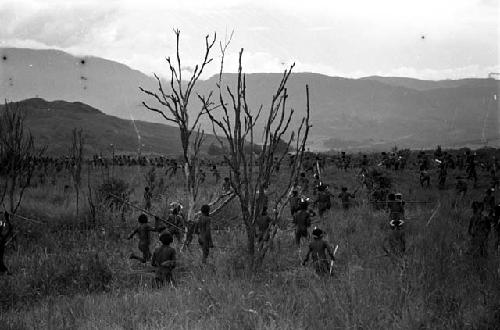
[8,175,15,214]
[75,187,79,217]
[242,208,255,269]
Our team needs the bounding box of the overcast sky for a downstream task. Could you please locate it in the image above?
[1,0,498,80]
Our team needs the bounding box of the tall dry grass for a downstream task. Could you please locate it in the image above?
[0,164,499,329]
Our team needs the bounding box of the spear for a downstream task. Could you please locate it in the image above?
[107,193,183,231]
[2,210,45,224]
[426,200,441,227]
[330,244,339,275]
[370,200,434,204]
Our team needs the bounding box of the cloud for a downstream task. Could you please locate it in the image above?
[0,0,497,80]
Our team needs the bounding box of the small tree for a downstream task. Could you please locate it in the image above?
[70,128,84,216]
[0,101,44,214]
[140,30,217,223]
[203,46,310,267]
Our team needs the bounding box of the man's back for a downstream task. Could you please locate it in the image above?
[152,245,176,277]
[137,224,153,245]
[308,239,331,261]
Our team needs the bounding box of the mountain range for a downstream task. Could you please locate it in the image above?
[1,47,498,152]
[0,98,223,156]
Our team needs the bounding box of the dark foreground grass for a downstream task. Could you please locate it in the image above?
[1,165,499,329]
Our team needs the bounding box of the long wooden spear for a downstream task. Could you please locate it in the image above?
[107,193,183,230]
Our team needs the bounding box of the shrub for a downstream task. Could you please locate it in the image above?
[29,252,112,297]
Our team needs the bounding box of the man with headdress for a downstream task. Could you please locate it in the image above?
[387,193,405,221]
[437,160,447,189]
[160,203,185,243]
[302,227,336,275]
[293,199,312,246]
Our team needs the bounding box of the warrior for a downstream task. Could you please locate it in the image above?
[383,219,405,258]
[387,193,405,221]
[128,214,156,263]
[338,187,355,210]
[195,205,214,264]
[315,184,332,217]
[302,227,336,275]
[143,186,152,211]
[256,207,272,242]
[0,212,13,274]
[151,231,176,287]
[468,202,491,258]
[293,200,312,246]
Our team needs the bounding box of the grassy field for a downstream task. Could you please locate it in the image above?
[0,162,499,329]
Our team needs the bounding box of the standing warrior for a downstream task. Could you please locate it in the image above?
[315,184,332,217]
[466,152,478,187]
[195,204,214,264]
[289,189,301,217]
[419,167,431,188]
[143,186,153,211]
[455,176,468,200]
[0,212,13,274]
[493,204,500,251]
[338,187,355,210]
[468,202,491,258]
[221,177,232,194]
[387,193,405,221]
[299,172,309,194]
[158,204,184,243]
[256,207,272,242]
[437,160,447,189]
[211,165,220,184]
[293,200,312,246]
[483,188,496,214]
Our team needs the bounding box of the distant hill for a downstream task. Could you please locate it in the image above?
[1,47,498,151]
[0,98,218,156]
[359,76,493,91]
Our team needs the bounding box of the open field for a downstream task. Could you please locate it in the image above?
[1,160,499,329]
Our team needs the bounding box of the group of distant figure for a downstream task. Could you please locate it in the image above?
[1,147,499,287]
[84,147,500,284]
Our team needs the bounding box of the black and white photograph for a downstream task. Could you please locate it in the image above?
[0,0,499,328]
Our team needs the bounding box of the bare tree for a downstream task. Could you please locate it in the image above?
[0,101,44,214]
[140,29,217,223]
[203,47,310,267]
[70,128,84,216]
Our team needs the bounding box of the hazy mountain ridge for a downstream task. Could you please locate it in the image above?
[1,47,498,151]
